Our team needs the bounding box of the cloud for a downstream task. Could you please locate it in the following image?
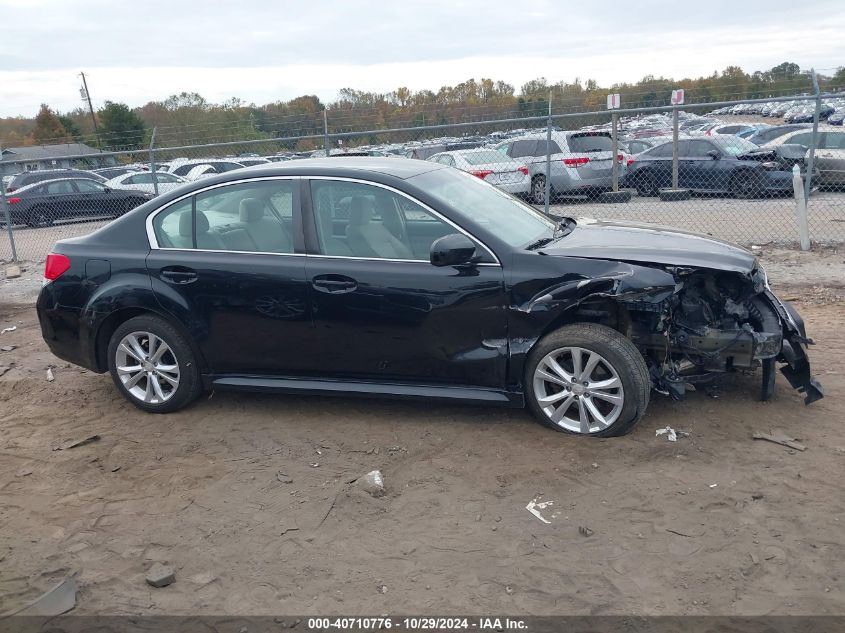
[0,0,842,116]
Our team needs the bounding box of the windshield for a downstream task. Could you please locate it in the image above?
[409,167,554,248]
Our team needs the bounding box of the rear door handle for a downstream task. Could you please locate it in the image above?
[312,274,357,294]
[160,266,198,284]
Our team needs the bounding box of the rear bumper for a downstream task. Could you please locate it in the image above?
[36,284,100,372]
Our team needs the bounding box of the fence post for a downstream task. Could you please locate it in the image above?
[803,69,820,216]
[671,108,679,189]
[149,127,159,197]
[611,111,619,192]
[323,109,331,157]
[0,144,19,263]
[544,91,552,215]
[792,165,811,251]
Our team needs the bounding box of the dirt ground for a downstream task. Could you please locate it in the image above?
[0,271,843,616]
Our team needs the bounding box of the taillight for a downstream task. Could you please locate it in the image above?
[7,197,21,204]
[627,159,635,167]
[470,170,493,179]
[44,253,71,282]
[518,166,529,175]
[617,154,624,162]
[562,157,590,166]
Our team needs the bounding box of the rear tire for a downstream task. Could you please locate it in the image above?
[532,175,549,205]
[107,315,202,413]
[525,323,650,437]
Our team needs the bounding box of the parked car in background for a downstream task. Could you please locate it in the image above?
[92,166,144,180]
[705,123,756,137]
[185,165,219,181]
[405,141,483,160]
[104,171,188,196]
[745,124,811,146]
[802,131,845,187]
[428,149,530,197]
[4,177,152,226]
[236,157,272,167]
[5,169,107,193]
[167,159,245,179]
[827,108,845,126]
[495,131,621,203]
[624,135,810,197]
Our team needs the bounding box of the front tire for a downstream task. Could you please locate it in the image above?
[27,206,54,228]
[525,323,650,437]
[635,172,658,197]
[107,315,202,413]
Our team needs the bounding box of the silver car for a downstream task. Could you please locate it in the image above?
[427,149,531,196]
[494,131,621,203]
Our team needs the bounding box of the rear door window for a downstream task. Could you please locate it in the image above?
[687,140,715,158]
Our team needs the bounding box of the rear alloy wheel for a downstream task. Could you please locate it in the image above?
[731,171,761,199]
[27,207,54,228]
[107,315,202,413]
[635,172,658,197]
[525,323,650,436]
[532,175,548,205]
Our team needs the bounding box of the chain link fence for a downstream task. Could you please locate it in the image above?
[2,92,844,265]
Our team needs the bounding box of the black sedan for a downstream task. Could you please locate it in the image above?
[623,136,809,197]
[5,177,153,227]
[36,159,822,436]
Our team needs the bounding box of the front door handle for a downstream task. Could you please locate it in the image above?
[312,274,357,294]
[161,266,198,284]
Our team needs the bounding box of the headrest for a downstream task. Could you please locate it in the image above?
[179,209,210,237]
[179,210,193,237]
[239,198,264,222]
[349,196,375,226]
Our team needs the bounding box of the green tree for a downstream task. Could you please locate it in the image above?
[32,104,71,144]
[57,115,82,141]
[98,101,146,150]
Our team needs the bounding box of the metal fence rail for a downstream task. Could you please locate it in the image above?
[2,90,844,266]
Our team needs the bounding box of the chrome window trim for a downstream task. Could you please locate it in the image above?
[145,174,501,266]
[307,176,500,265]
[145,175,301,250]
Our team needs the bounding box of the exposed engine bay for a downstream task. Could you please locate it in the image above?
[623,266,824,403]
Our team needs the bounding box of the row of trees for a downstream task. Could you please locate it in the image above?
[2,62,843,151]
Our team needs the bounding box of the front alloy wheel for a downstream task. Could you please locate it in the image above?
[533,347,624,434]
[525,323,650,436]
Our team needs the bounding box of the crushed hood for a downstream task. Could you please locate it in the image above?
[539,217,757,273]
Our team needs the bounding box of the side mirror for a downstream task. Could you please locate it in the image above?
[103,186,112,193]
[430,233,477,267]
[707,150,721,160]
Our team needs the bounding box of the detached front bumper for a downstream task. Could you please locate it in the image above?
[765,290,824,404]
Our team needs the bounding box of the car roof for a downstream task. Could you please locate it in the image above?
[13,177,102,193]
[234,157,446,180]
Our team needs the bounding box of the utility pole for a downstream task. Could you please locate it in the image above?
[79,72,102,149]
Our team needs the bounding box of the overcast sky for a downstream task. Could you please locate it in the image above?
[1,0,843,117]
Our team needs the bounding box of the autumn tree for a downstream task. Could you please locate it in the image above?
[32,104,71,144]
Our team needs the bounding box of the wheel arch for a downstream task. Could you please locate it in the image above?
[93,306,208,374]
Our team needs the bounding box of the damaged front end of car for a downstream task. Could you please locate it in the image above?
[622,263,824,404]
